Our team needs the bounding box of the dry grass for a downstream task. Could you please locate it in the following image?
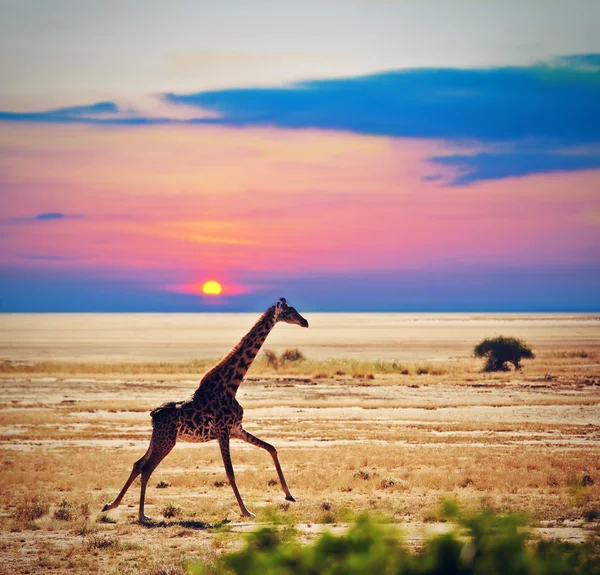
[1,348,598,385]
[0,341,598,573]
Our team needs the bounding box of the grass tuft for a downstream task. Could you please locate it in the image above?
[54,499,75,521]
[86,534,119,550]
[354,470,371,481]
[11,494,49,523]
[161,504,183,519]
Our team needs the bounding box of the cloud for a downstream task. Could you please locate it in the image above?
[35,212,68,221]
[1,54,599,183]
[165,55,600,184]
[0,101,159,124]
[2,213,84,225]
[166,57,600,144]
[33,212,84,222]
[429,149,600,186]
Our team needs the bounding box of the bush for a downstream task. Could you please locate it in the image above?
[474,336,534,371]
[186,505,600,575]
[53,499,74,521]
[86,534,119,550]
[263,349,279,370]
[279,348,305,364]
[12,494,49,522]
[161,504,182,519]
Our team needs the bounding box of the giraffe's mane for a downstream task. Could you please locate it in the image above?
[198,306,275,386]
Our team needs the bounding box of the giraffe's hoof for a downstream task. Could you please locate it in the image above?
[285,495,296,502]
[241,510,256,519]
[139,515,152,523]
[101,504,110,512]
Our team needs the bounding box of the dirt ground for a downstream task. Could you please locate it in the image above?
[0,313,599,574]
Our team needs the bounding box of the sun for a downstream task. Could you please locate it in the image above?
[201,280,223,296]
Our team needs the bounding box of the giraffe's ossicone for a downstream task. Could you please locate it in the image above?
[102,298,309,521]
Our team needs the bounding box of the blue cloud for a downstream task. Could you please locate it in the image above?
[0,101,163,124]
[165,55,600,184]
[2,213,84,225]
[429,150,600,185]
[35,212,67,221]
[166,61,600,144]
[2,54,599,183]
[1,101,113,122]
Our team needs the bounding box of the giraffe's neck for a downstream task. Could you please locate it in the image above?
[199,306,277,396]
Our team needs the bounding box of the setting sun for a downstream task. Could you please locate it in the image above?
[201,280,223,296]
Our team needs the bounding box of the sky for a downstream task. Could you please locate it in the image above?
[1,0,599,312]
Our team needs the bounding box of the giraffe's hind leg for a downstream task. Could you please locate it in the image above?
[231,427,296,502]
[102,421,177,521]
[136,437,175,522]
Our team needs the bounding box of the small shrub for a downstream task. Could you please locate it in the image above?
[379,478,397,489]
[416,367,429,375]
[280,348,305,364]
[156,480,170,489]
[263,349,279,370]
[12,494,49,522]
[98,514,117,524]
[161,504,182,519]
[354,470,371,481]
[213,480,227,488]
[53,499,75,521]
[86,534,119,550]
[474,336,534,372]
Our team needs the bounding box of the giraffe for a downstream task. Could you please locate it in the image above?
[102,298,309,521]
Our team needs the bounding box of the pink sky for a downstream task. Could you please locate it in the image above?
[1,123,598,307]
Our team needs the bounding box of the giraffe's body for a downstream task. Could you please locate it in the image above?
[102,298,308,520]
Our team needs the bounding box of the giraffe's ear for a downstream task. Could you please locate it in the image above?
[279,297,287,306]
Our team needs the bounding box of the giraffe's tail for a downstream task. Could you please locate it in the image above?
[150,401,183,420]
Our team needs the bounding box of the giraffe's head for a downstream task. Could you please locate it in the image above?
[273,298,309,328]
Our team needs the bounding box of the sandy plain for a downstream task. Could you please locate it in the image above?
[0,313,599,574]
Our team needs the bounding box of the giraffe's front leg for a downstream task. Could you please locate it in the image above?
[218,433,255,518]
[232,427,296,502]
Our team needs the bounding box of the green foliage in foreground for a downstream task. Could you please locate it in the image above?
[188,504,599,575]
[473,336,535,372]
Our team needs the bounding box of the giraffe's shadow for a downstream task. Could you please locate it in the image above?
[137,518,231,530]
